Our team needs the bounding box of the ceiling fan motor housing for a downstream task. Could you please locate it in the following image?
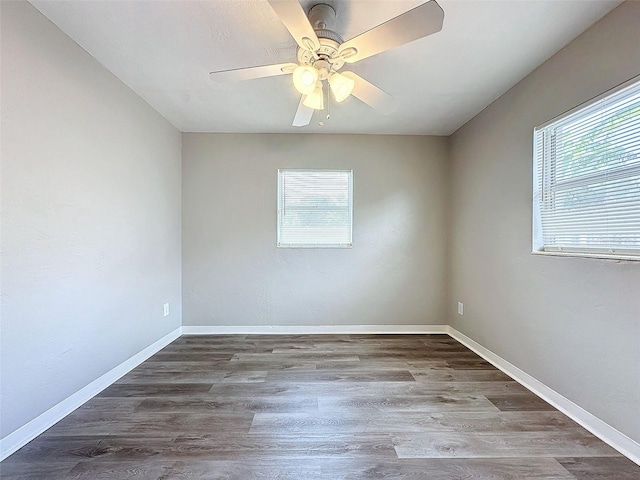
[297,4,345,73]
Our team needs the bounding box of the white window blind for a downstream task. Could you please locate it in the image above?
[533,77,640,259]
[277,169,353,248]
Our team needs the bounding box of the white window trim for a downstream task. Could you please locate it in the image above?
[532,75,640,262]
[277,169,353,249]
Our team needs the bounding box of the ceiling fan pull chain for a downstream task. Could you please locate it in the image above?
[326,84,331,120]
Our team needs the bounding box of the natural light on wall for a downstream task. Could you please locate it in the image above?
[533,76,640,260]
[277,169,353,248]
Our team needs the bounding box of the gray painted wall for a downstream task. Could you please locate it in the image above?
[449,1,640,443]
[0,1,182,438]
[182,134,449,327]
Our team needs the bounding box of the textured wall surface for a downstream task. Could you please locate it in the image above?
[449,1,640,442]
[0,1,182,438]
[182,133,449,327]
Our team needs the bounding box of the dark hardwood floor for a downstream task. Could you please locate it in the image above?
[2,334,639,479]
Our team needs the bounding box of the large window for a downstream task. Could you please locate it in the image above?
[533,77,640,260]
[277,169,353,248]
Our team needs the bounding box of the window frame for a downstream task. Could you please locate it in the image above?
[277,168,353,249]
[532,75,640,261]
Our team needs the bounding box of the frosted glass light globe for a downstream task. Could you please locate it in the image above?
[293,65,319,95]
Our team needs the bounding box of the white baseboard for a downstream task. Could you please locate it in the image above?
[447,326,640,465]
[182,324,449,335]
[0,327,182,462]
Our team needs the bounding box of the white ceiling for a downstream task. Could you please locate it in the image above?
[30,0,622,135]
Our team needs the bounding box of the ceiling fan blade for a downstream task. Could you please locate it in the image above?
[267,0,320,52]
[342,72,394,114]
[338,0,444,64]
[209,62,297,82]
[292,95,314,127]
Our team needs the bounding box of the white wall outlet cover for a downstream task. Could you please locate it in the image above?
[163,303,170,317]
[457,302,464,316]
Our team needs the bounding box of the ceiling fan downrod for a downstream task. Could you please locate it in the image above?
[308,4,337,32]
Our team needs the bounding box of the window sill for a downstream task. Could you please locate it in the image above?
[277,244,353,249]
[531,250,640,262]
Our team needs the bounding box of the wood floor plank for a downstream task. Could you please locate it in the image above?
[3,334,637,478]
[231,352,360,362]
[556,456,640,479]
[39,457,322,479]
[250,412,373,435]
[128,360,230,372]
[358,351,484,361]
[0,462,76,480]
[159,344,274,353]
[97,383,214,397]
[393,431,622,458]
[410,368,513,382]
[312,359,450,371]
[71,397,143,414]
[152,459,321,480]
[265,369,416,383]
[225,361,318,371]
[319,457,575,479]
[145,352,234,362]
[65,459,173,479]
[486,393,557,412]
[169,434,398,460]
[4,435,175,463]
[220,370,268,382]
[41,411,253,437]
[413,411,582,433]
[203,380,529,398]
[251,411,584,435]
[447,359,497,370]
[115,370,227,384]
[317,393,500,413]
[135,395,319,413]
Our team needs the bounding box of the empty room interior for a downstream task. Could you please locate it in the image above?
[1,0,639,478]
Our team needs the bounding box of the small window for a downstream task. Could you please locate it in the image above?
[277,169,353,248]
[533,77,640,260]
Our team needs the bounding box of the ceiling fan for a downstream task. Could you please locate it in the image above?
[209,0,444,127]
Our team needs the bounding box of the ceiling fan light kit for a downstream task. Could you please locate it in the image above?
[292,65,318,95]
[303,81,324,110]
[209,0,444,127]
[329,72,355,103]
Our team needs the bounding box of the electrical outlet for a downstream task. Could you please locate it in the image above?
[457,302,464,316]
[163,303,170,317]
